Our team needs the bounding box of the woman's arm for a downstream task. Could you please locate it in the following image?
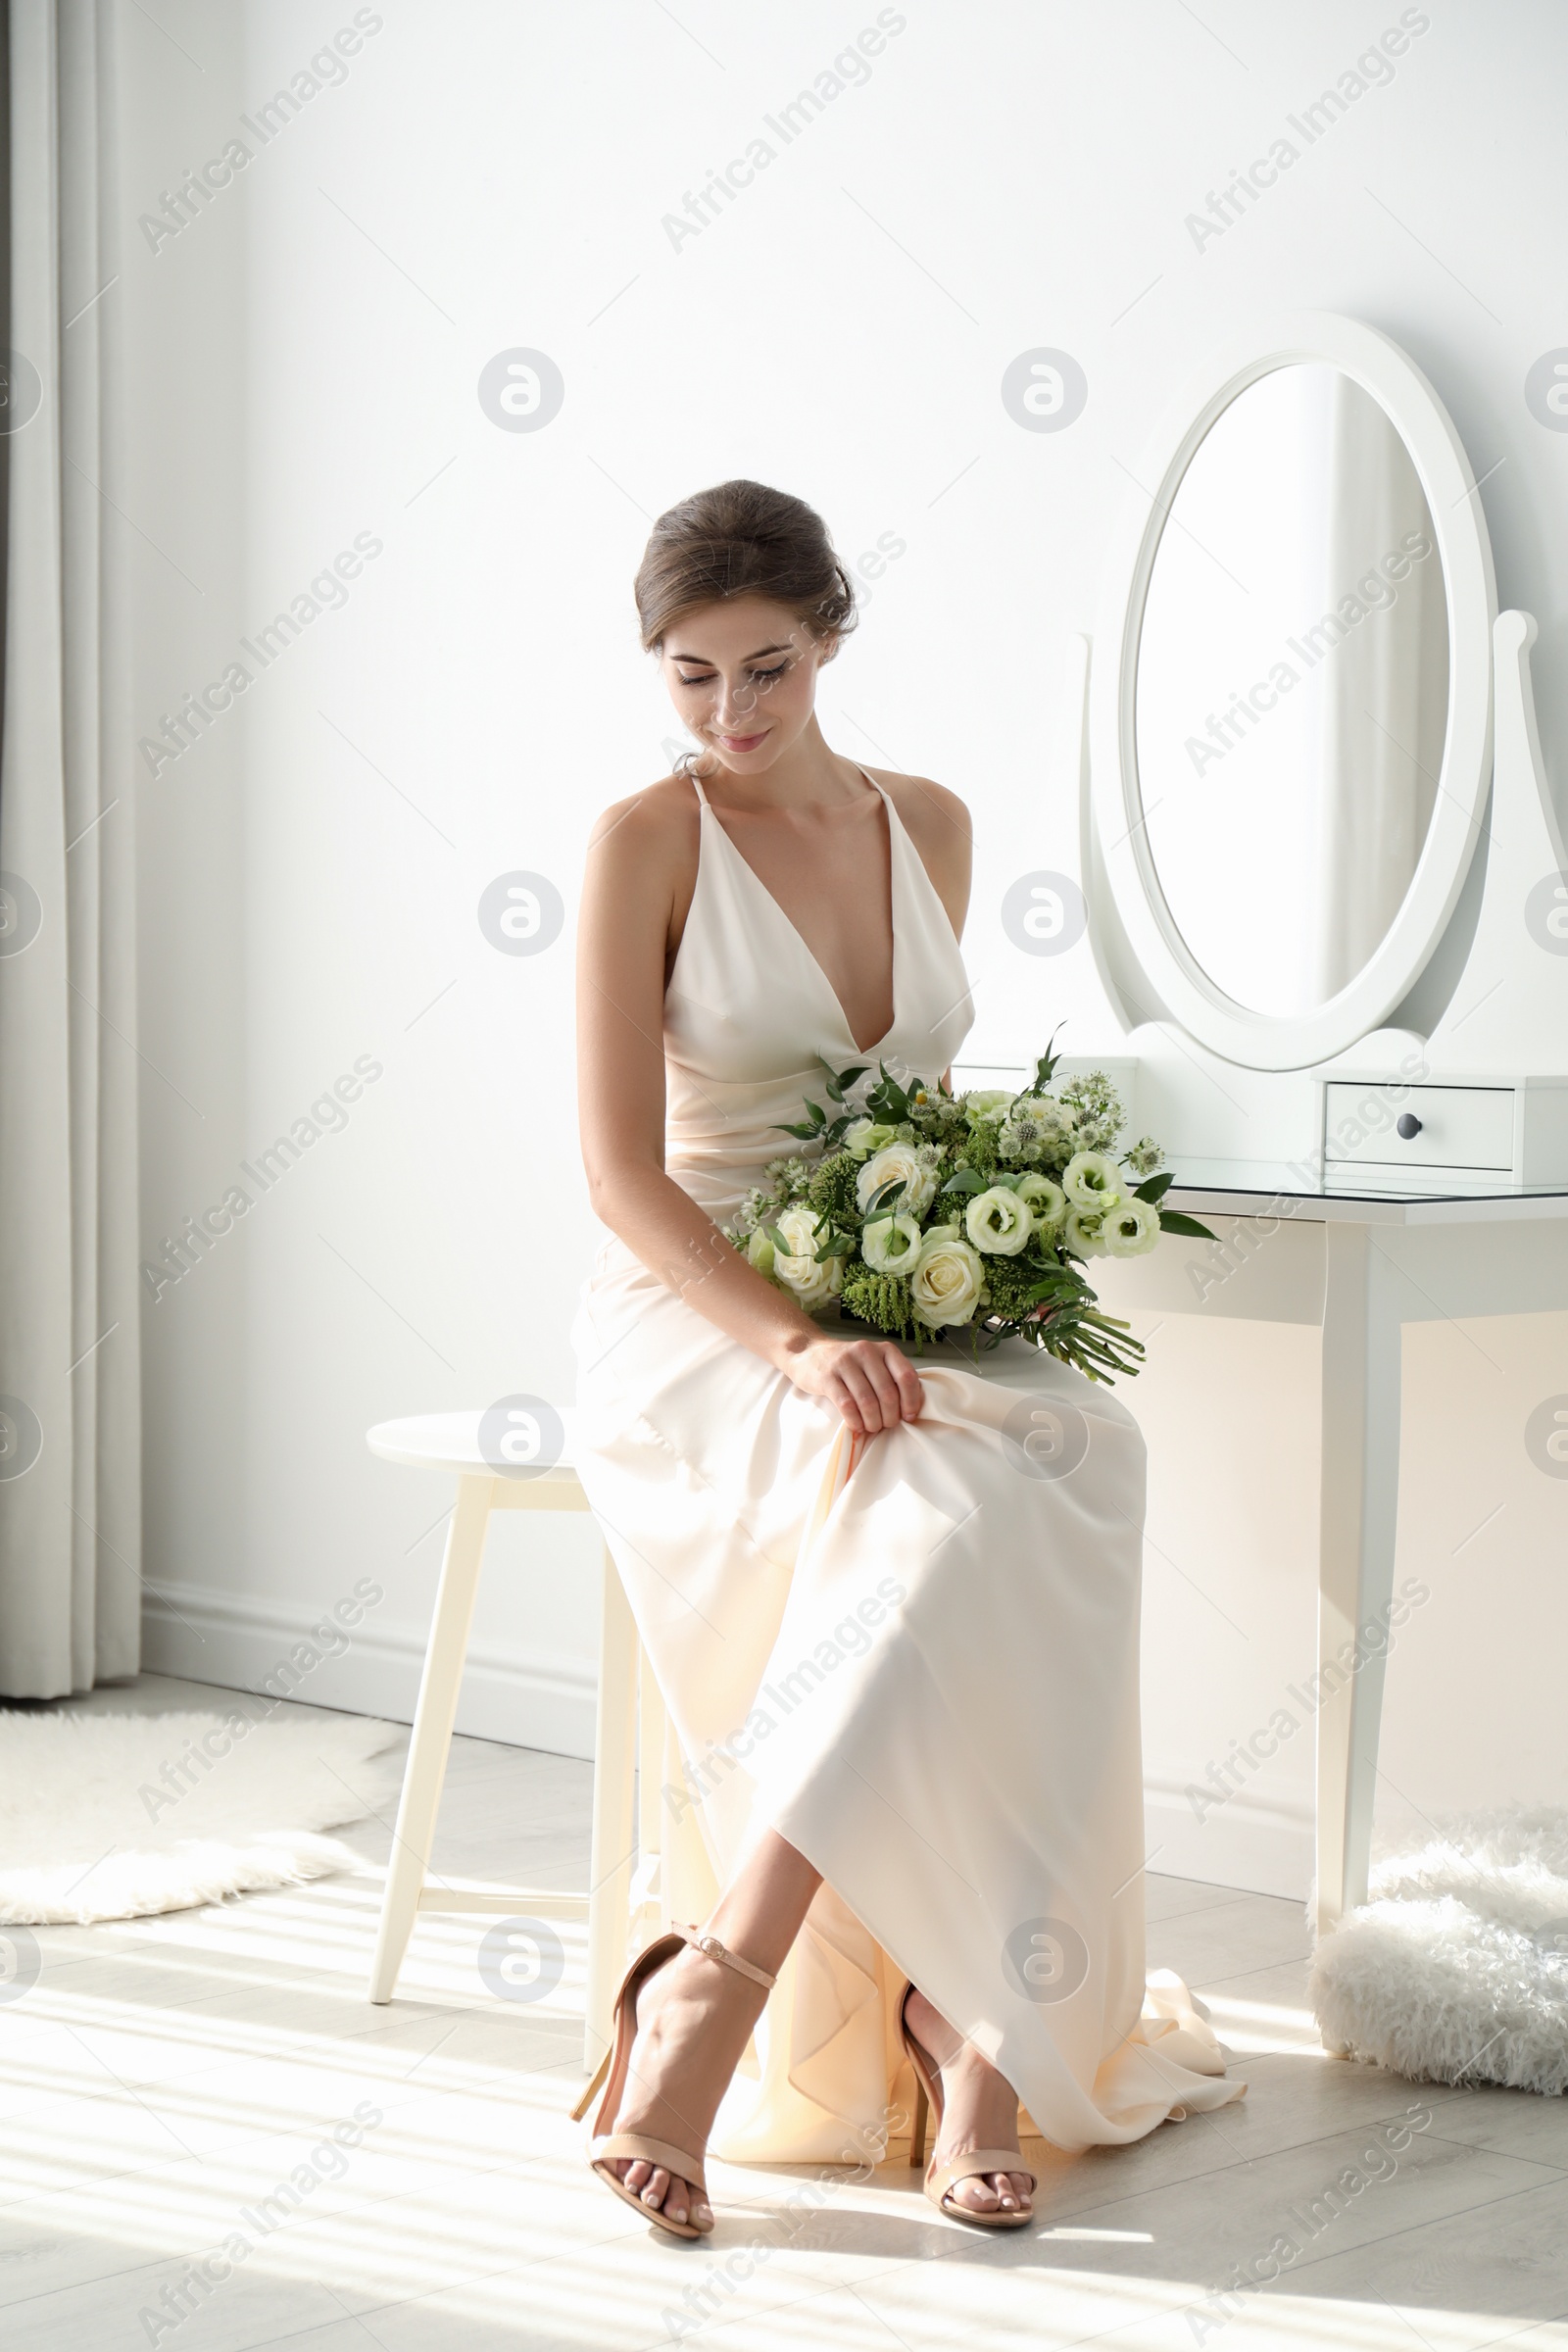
[576,784,923,1434]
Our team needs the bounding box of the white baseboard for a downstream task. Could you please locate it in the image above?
[1144,1779,1315,1903]
[139,1580,598,1760]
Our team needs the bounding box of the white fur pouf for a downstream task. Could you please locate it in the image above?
[0,1707,403,1925]
[1310,1805,1568,2096]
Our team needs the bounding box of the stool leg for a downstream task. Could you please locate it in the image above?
[631,1646,669,1945]
[369,1473,495,2003]
[583,1543,638,2075]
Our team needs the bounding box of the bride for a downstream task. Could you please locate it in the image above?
[570,478,1243,2239]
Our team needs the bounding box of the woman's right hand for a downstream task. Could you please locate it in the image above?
[775,1332,925,1435]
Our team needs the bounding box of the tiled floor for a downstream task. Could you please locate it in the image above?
[3,1674,1567,2350]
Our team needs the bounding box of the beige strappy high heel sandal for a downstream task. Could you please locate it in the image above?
[900,1983,1036,2230]
[571,1921,777,2240]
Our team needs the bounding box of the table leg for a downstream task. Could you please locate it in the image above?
[1315,1223,1403,1939]
[368,1473,496,2003]
[584,1544,638,2076]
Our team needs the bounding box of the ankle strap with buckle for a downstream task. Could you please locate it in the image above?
[676,1922,777,1990]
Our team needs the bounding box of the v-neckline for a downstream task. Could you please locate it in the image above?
[698,766,900,1056]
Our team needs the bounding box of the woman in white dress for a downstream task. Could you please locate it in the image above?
[572,479,1242,2239]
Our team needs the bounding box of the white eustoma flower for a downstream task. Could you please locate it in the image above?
[770,1205,843,1310]
[1064,1208,1108,1258]
[1015,1173,1067,1232]
[962,1088,1016,1126]
[1062,1150,1123,1212]
[842,1118,897,1161]
[746,1226,775,1277]
[856,1143,938,1219]
[963,1187,1034,1256]
[861,1212,923,1273]
[910,1231,986,1326]
[1102,1198,1161,1257]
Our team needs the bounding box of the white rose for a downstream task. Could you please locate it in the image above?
[746,1226,775,1277]
[910,1231,986,1327]
[1015,1173,1066,1233]
[962,1088,1016,1126]
[1064,1208,1108,1258]
[861,1212,923,1273]
[771,1205,844,1311]
[1102,1198,1161,1258]
[843,1118,897,1161]
[963,1186,1034,1256]
[1062,1150,1123,1212]
[857,1143,937,1220]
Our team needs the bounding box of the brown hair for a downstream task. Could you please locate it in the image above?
[633,478,858,656]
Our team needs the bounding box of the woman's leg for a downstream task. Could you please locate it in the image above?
[904,1989,1034,2216]
[608,1830,822,2228]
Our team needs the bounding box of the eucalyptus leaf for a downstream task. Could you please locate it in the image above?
[865,1060,911,1122]
[1031,1023,1066,1093]
[1157,1210,1216,1239]
[817,1054,867,1102]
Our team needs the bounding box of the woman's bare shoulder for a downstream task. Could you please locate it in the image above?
[587,772,701,866]
[873,768,972,886]
[874,769,971,844]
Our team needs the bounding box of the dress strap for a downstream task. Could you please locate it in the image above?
[686,763,710,811]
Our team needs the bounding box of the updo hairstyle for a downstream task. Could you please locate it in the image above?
[633,478,858,656]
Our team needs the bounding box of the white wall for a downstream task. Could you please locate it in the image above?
[120,0,1568,1897]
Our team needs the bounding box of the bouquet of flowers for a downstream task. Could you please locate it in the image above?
[724,1038,1213,1383]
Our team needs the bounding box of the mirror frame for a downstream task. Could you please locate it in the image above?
[1089,311,1497,1072]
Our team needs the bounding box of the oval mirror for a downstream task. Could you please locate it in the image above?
[1135,365,1449,1019]
[1091,313,1495,1073]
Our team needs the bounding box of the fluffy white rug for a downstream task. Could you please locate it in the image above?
[1310,1805,1568,2095]
[0,1707,403,1925]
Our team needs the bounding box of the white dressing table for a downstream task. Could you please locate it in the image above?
[1013,309,1568,1943]
[1094,1164,1568,1936]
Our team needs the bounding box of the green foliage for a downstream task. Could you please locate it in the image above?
[1157,1209,1216,1238]
[840,1263,916,1341]
[959,1122,1000,1179]
[1031,1025,1066,1092]
[974,1251,1053,1320]
[863,1063,913,1123]
[807,1150,859,1223]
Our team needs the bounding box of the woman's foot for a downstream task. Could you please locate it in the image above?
[605,1940,772,2230]
[904,1988,1034,2219]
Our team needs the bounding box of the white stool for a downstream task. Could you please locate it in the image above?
[364,1409,666,2072]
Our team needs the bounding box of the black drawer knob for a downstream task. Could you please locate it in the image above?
[1396,1112,1423,1140]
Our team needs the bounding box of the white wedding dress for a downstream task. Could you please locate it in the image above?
[571,770,1245,2164]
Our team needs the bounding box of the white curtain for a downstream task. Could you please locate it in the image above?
[0,0,140,1694]
[1312,372,1450,1001]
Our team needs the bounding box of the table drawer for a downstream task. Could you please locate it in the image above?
[1323,1083,1515,1171]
